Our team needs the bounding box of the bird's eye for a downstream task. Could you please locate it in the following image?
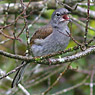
[56,12,60,16]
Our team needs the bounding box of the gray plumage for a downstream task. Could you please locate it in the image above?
[11,8,70,88]
[31,26,70,56]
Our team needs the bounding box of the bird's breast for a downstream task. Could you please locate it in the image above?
[31,28,70,57]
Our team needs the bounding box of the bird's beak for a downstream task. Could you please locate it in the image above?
[62,11,72,22]
[62,14,69,20]
[60,11,71,22]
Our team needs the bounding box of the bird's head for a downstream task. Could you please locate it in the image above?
[51,8,71,28]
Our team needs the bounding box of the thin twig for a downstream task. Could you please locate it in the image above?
[42,63,71,95]
[51,75,89,95]
[20,0,31,55]
[0,30,21,42]
[17,1,47,38]
[0,69,30,95]
[26,66,65,88]
[0,62,27,80]
[84,0,90,45]
[17,24,26,38]
[88,36,95,45]
[13,12,17,54]
[0,0,32,30]
[66,31,82,46]
[70,15,95,31]
[90,68,95,95]
[0,39,10,45]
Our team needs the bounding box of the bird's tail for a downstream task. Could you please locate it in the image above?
[11,61,28,88]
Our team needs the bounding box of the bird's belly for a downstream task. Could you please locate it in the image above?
[31,35,70,57]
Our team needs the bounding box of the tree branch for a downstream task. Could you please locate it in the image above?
[0,46,95,65]
[0,1,95,19]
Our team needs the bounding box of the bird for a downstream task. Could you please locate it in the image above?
[11,8,71,88]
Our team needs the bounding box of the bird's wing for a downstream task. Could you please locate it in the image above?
[30,24,53,45]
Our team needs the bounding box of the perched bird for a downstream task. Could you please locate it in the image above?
[11,8,71,88]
